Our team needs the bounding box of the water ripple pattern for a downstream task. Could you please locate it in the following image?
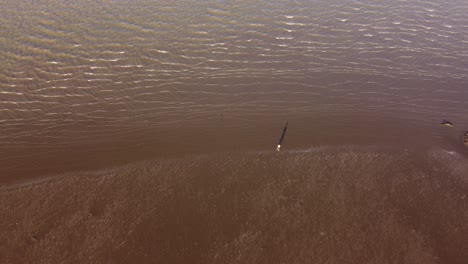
[0,0,467,179]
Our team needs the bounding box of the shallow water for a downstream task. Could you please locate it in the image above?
[1,1,468,262]
[1,0,467,182]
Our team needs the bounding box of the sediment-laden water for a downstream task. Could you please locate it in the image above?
[1,0,467,181]
[1,0,468,262]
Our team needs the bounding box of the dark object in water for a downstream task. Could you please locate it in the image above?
[440,120,454,127]
[464,131,468,146]
[277,122,288,151]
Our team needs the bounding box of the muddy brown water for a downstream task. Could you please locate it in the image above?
[0,0,467,263]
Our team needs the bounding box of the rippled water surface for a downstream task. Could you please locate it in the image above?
[1,1,468,263]
[1,0,467,179]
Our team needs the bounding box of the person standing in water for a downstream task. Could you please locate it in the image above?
[277,122,288,151]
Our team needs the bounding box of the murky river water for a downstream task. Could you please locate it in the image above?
[1,0,467,181]
[0,0,467,263]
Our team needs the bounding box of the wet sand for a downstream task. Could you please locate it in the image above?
[1,0,468,262]
[1,147,467,263]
